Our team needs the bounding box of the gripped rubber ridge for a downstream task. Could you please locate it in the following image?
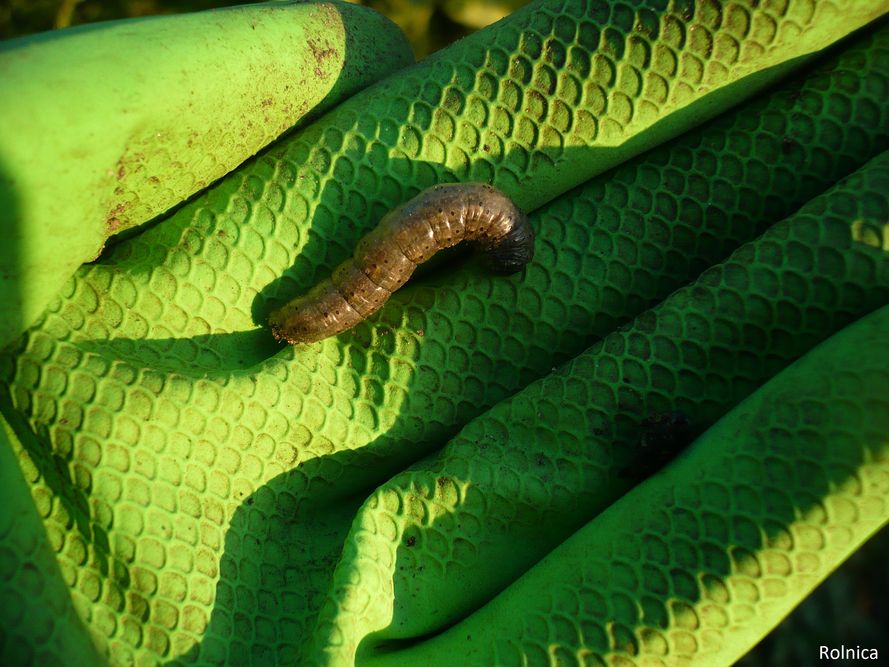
[0,0,414,346]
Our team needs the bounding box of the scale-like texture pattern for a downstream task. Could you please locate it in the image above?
[28,0,875,353]
[310,150,889,663]
[0,1,416,349]
[2,3,889,666]
[0,420,101,666]
[370,304,889,666]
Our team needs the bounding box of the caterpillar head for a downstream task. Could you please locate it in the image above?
[484,215,535,274]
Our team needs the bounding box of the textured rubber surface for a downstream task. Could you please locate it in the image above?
[0,413,101,665]
[2,3,889,666]
[308,149,889,664]
[19,0,882,355]
[0,1,413,346]
[369,302,889,666]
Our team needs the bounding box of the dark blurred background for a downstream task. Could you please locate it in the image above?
[0,0,529,56]
[1,1,887,665]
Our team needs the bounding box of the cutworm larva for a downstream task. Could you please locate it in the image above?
[269,183,533,344]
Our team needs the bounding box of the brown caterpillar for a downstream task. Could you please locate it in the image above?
[269,183,533,344]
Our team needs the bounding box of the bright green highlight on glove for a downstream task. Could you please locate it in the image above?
[0,0,413,347]
[372,299,889,666]
[313,146,889,664]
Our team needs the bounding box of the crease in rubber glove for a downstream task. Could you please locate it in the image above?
[0,412,103,666]
[365,303,889,666]
[4,20,889,667]
[0,0,414,347]
[310,150,889,664]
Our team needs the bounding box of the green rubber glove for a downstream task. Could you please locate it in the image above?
[1,2,888,666]
[0,0,413,347]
